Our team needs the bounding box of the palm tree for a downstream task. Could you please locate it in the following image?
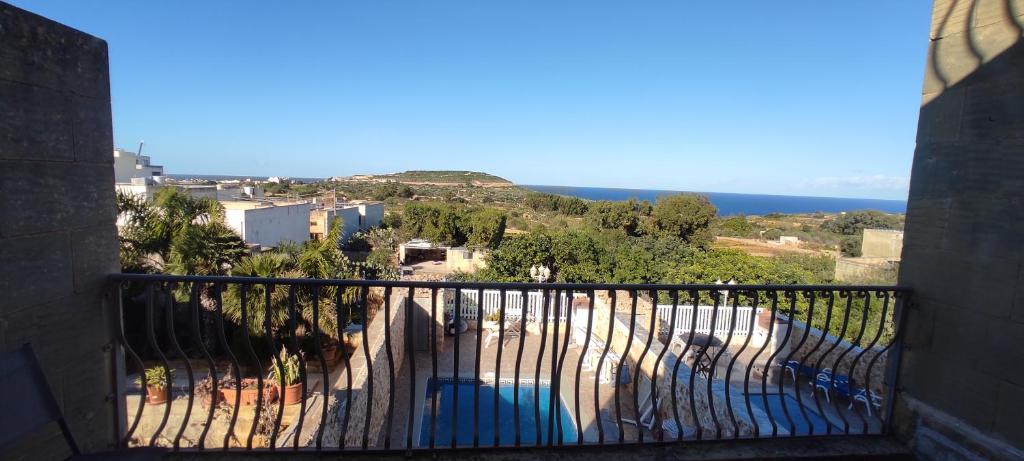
[117,188,248,352]
[221,252,294,336]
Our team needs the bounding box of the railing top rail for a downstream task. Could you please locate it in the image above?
[108,273,909,292]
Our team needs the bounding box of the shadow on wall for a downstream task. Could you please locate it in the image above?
[898,0,1024,456]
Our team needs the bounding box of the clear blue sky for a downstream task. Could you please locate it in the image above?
[15,1,932,200]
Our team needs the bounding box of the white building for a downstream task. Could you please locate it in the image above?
[113,148,163,183]
[222,201,311,248]
[309,201,384,244]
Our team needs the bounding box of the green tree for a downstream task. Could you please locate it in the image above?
[820,210,903,235]
[647,194,717,248]
[587,199,648,236]
[466,208,507,249]
[396,184,415,198]
[717,214,758,237]
[840,235,863,257]
[372,183,399,201]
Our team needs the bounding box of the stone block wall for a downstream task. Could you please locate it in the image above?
[590,293,768,438]
[898,0,1024,458]
[0,2,118,457]
[340,293,407,448]
[777,317,889,398]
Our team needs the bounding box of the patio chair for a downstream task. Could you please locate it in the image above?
[483,317,524,349]
[0,344,166,460]
[813,373,851,403]
[849,389,883,416]
[783,360,801,380]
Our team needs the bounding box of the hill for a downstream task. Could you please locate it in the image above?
[381,170,512,186]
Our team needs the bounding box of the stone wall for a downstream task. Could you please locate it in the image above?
[0,2,118,457]
[776,316,889,398]
[339,293,407,448]
[898,0,1024,458]
[591,293,771,438]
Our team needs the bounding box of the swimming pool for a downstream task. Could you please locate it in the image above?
[419,378,578,446]
[747,393,838,435]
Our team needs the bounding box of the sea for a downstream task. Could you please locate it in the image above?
[523,185,906,216]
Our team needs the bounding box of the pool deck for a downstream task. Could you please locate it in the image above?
[387,324,649,448]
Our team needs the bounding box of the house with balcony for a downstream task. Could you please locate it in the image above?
[2,1,1023,460]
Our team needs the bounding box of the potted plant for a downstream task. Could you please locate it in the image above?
[138,367,172,405]
[269,350,303,405]
[482,310,501,331]
[221,376,276,407]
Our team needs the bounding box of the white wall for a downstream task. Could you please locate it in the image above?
[113,149,163,183]
[224,203,311,247]
[358,203,384,230]
[335,207,361,242]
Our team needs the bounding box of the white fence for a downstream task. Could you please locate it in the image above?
[443,289,578,322]
[655,304,762,337]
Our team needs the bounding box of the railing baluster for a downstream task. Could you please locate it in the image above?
[286,286,307,450]
[786,291,816,436]
[406,288,417,450]
[382,286,395,450]
[264,284,285,450]
[832,291,870,434]
[673,290,698,441]
[143,283,173,447]
[451,287,461,448]
[236,284,263,450]
[493,288,506,447]
[688,290,707,440]
[704,290,723,439]
[513,289,528,447]
[595,290,616,444]
[615,290,637,443]
[555,290,574,444]
[161,283,194,450]
[634,289,657,443]
[534,288,549,446]
[359,286,373,449]
[473,288,483,448]
[805,291,836,436]
[737,293,762,438]
[749,291,779,438]
[822,291,853,435]
[881,291,908,435]
[773,291,800,437]
[574,290,595,445]
[210,284,243,450]
[850,291,890,434]
[718,290,741,438]
[311,286,329,449]
[864,291,895,434]
[192,283,218,450]
[651,290,677,441]
[335,286,353,450]
[429,288,439,449]
[116,282,146,448]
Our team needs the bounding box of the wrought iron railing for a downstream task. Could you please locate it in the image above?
[108,274,908,452]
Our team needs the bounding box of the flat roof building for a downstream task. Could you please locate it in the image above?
[222,200,311,248]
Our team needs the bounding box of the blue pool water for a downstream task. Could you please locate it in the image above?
[420,379,578,446]
[748,393,837,435]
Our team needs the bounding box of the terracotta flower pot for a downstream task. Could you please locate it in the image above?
[146,385,169,405]
[221,379,277,406]
[281,382,303,406]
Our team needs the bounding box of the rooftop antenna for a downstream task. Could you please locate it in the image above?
[135,141,145,168]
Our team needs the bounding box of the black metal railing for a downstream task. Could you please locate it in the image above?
[108,274,908,452]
